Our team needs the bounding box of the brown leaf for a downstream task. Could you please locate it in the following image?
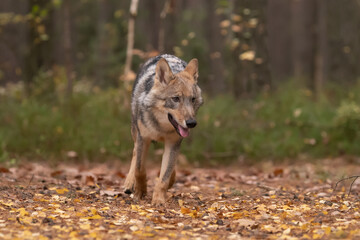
[50,170,63,178]
[273,168,284,177]
[0,167,10,173]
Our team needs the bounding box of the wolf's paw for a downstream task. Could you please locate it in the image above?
[151,197,166,207]
[152,191,167,206]
[133,188,146,200]
[123,177,135,194]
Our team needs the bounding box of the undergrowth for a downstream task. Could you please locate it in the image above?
[1,81,360,164]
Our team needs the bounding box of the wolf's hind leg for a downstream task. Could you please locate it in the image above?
[124,130,150,200]
[152,139,181,205]
[123,147,137,194]
[124,125,138,194]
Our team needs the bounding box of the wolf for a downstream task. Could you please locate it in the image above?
[123,54,203,205]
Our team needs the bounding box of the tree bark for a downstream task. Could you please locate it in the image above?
[63,0,73,96]
[123,0,139,79]
[95,0,108,86]
[267,0,292,83]
[291,0,316,88]
[314,0,328,96]
[205,0,226,95]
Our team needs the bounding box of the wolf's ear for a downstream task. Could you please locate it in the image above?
[184,58,198,81]
[155,58,174,85]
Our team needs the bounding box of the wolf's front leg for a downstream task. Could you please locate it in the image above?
[124,133,150,200]
[152,139,182,205]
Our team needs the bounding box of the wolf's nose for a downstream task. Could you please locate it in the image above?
[186,119,197,128]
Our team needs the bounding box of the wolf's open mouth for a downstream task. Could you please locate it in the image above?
[168,113,189,138]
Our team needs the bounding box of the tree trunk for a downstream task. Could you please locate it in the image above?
[95,0,108,86]
[291,0,316,88]
[63,0,73,97]
[205,0,226,95]
[123,0,139,80]
[314,0,328,96]
[267,0,292,83]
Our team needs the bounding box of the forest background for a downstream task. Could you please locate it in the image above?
[1,0,360,165]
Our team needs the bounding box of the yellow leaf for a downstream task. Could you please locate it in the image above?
[283,228,291,235]
[313,233,323,239]
[180,206,191,214]
[302,234,311,239]
[131,205,139,210]
[39,235,49,240]
[80,223,91,230]
[88,214,102,220]
[90,208,97,215]
[283,205,291,210]
[0,200,14,207]
[17,208,29,217]
[21,216,33,224]
[256,204,267,212]
[69,231,78,237]
[232,212,242,219]
[22,230,33,237]
[341,205,349,211]
[89,232,97,238]
[55,188,69,194]
[189,209,198,218]
[178,199,184,207]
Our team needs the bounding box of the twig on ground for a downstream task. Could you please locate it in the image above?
[334,175,360,197]
[26,174,34,189]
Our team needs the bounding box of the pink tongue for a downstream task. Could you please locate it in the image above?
[178,125,189,137]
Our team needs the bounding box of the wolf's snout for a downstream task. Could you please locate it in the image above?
[186,119,197,128]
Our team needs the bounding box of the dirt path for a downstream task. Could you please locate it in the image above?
[0,159,360,239]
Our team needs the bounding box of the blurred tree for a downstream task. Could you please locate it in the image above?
[205,0,226,95]
[290,0,316,89]
[226,0,271,97]
[95,0,109,86]
[63,0,73,96]
[0,0,29,84]
[314,0,328,96]
[123,0,139,82]
[267,0,292,83]
[0,0,360,97]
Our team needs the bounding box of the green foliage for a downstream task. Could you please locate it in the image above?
[334,101,360,138]
[0,83,132,162]
[1,81,360,163]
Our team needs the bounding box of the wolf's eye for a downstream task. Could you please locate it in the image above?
[172,96,180,103]
[191,97,196,103]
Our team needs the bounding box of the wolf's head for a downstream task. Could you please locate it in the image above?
[151,58,203,138]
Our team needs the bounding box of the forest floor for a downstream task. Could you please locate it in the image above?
[1,158,360,239]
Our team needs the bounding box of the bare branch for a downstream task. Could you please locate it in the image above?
[334,175,360,196]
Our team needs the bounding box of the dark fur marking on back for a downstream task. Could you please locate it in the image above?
[144,75,155,93]
[139,109,146,126]
[132,55,162,95]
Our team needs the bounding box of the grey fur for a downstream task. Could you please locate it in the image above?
[162,139,182,182]
[132,54,192,130]
[164,98,176,109]
[125,54,203,203]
